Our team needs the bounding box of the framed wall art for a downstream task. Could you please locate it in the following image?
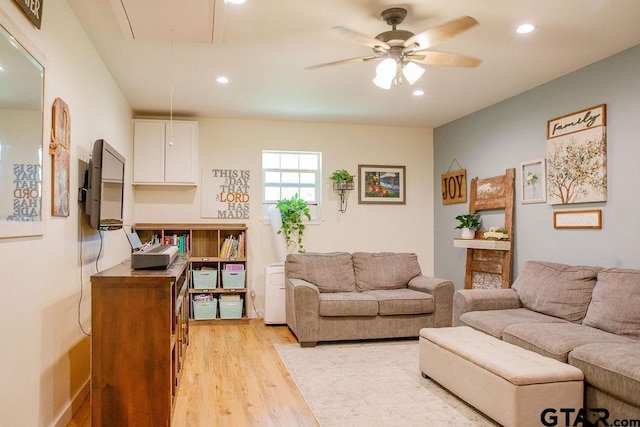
[546,104,607,205]
[50,97,70,217]
[553,209,602,229]
[358,165,405,205]
[520,159,546,204]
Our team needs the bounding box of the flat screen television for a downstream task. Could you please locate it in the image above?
[83,139,126,230]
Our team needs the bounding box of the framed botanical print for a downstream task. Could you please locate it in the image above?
[546,104,607,205]
[520,159,546,204]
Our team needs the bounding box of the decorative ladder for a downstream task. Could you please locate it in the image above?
[464,168,515,289]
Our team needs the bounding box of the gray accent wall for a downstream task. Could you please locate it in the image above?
[434,44,640,290]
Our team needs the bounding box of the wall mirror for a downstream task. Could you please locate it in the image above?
[0,13,45,238]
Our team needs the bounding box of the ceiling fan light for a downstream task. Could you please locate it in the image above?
[373,73,393,89]
[402,62,425,85]
[376,58,397,80]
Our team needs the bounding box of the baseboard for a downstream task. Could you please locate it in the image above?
[53,379,90,427]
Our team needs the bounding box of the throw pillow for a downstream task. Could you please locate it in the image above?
[285,252,356,293]
[583,268,640,340]
[512,261,602,322]
[352,252,422,291]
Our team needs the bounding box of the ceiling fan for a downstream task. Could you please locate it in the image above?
[307,7,482,89]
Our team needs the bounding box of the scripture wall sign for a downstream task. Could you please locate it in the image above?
[201,168,250,219]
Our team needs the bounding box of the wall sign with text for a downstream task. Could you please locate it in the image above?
[13,0,43,29]
[441,169,467,205]
[201,168,250,219]
[546,104,607,205]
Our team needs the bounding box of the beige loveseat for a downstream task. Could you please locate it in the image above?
[285,252,454,347]
[453,261,640,421]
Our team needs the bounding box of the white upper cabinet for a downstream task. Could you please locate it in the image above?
[133,119,198,185]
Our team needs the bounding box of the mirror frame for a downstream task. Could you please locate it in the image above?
[0,9,47,238]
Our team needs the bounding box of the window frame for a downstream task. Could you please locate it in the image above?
[261,150,322,220]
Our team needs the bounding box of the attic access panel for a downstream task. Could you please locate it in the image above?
[108,0,225,44]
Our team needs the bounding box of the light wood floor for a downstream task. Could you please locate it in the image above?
[67,319,318,426]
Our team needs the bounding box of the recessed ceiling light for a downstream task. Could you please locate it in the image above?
[0,65,4,72]
[224,0,246,4]
[216,76,229,84]
[516,24,535,34]
[412,90,424,96]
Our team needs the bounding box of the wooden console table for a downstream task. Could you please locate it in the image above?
[90,256,189,426]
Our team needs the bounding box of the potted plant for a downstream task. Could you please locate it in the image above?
[330,168,355,191]
[455,213,480,239]
[276,193,311,253]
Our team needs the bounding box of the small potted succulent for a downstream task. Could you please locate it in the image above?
[330,168,355,191]
[455,213,481,240]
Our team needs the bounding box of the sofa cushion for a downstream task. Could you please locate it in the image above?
[583,268,640,340]
[363,289,434,315]
[286,252,356,293]
[502,322,635,362]
[569,342,640,408]
[318,292,378,317]
[459,308,567,338]
[352,252,421,291]
[511,261,602,322]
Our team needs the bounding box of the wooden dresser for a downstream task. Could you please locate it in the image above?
[90,256,189,426]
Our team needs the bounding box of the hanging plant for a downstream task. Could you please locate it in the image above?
[276,193,311,253]
[330,168,355,191]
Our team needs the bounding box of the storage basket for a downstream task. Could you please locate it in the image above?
[192,269,217,289]
[192,294,217,320]
[219,300,243,319]
[221,270,245,289]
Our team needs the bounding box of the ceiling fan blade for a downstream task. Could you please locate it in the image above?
[403,16,478,53]
[305,55,380,70]
[333,26,390,51]
[407,51,482,67]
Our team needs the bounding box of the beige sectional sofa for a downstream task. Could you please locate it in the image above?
[285,252,454,347]
[453,261,640,421]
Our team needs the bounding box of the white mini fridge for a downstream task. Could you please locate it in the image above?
[264,263,286,324]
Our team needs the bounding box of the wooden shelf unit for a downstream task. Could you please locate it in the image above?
[460,168,516,289]
[133,223,249,321]
[90,255,189,426]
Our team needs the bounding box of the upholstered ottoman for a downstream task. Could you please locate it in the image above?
[419,326,584,427]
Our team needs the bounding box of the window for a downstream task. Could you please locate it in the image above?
[262,150,322,219]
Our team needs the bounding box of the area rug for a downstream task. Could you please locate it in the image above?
[274,340,498,427]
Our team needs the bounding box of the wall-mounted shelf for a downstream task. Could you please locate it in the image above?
[453,238,511,251]
[333,181,354,213]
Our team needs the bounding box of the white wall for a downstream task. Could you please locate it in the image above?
[0,1,133,425]
[434,44,640,290]
[134,117,434,316]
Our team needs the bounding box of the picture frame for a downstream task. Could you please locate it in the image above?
[520,159,546,204]
[51,97,71,217]
[546,104,607,205]
[553,209,602,229]
[358,165,406,205]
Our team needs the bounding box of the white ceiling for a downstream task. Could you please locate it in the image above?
[66,0,640,128]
